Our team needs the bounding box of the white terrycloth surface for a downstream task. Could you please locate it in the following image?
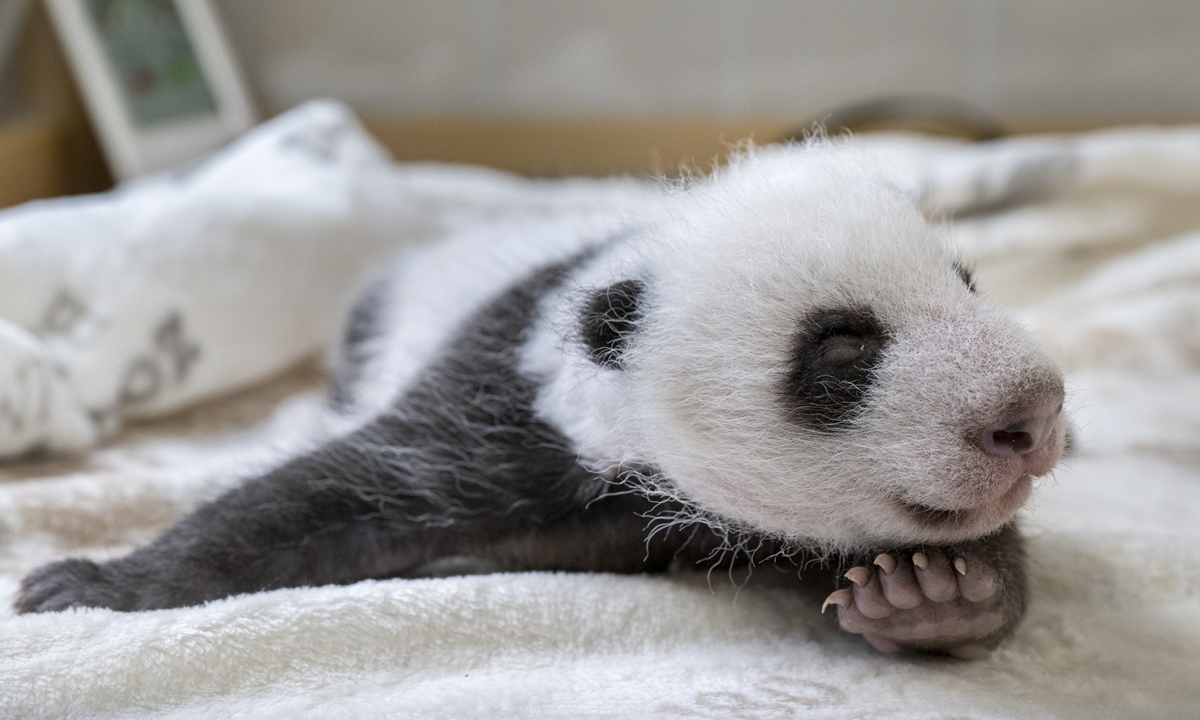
[2,116,1199,718]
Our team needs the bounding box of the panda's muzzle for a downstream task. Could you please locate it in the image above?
[973,390,1066,484]
[894,398,1063,532]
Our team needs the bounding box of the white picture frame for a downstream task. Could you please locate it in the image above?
[44,0,256,181]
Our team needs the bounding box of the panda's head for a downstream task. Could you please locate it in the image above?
[558,140,1065,551]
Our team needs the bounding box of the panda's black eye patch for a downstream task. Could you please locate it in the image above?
[785,307,890,432]
[953,261,978,293]
[581,279,645,370]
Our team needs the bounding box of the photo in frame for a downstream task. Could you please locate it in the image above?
[44,0,256,180]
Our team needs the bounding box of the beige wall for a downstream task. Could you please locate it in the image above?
[214,1,1200,126]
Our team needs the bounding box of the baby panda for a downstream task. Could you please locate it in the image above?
[15,140,1066,659]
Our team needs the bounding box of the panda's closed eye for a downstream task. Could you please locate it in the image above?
[581,279,645,370]
[785,308,890,432]
[820,333,873,365]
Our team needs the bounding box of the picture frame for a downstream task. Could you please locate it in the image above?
[44,0,256,180]
[0,0,34,82]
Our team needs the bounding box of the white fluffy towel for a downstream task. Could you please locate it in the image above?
[0,102,1197,719]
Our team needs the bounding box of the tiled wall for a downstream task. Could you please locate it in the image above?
[215,0,1200,125]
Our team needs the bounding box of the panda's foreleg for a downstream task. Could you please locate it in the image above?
[822,523,1027,657]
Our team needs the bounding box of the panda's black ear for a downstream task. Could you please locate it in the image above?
[953,261,978,293]
[580,279,645,370]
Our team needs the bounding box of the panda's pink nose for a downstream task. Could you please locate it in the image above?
[980,403,1062,458]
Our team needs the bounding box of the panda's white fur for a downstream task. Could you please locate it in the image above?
[350,139,1066,553]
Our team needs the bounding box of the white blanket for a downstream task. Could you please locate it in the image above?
[1,104,1197,719]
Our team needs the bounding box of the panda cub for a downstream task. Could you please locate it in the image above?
[16,141,1066,659]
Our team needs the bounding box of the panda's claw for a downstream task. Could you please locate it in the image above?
[957,557,1000,602]
[878,555,923,609]
[849,568,893,619]
[843,566,871,587]
[873,553,897,574]
[912,550,959,602]
[821,588,853,614]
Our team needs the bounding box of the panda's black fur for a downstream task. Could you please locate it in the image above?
[16,141,1065,657]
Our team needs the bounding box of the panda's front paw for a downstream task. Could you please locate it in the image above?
[14,558,137,613]
[823,550,1014,659]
